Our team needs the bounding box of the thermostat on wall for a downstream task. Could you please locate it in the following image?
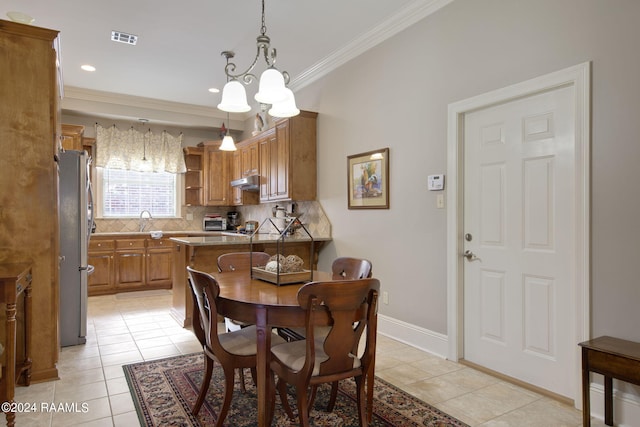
[428,174,444,191]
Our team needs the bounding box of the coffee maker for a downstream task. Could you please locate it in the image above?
[227,211,240,230]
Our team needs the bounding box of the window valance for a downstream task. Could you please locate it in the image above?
[95,125,186,173]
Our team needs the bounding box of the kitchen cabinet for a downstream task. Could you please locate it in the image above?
[87,239,115,295]
[258,128,276,201]
[0,263,33,427]
[61,124,84,151]
[259,111,318,202]
[115,239,146,290]
[146,238,173,287]
[183,146,204,206]
[201,141,231,206]
[231,139,259,206]
[1,19,61,384]
[88,236,174,295]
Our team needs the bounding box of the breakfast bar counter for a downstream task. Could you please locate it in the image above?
[169,233,331,327]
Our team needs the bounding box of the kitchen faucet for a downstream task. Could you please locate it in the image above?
[139,210,152,232]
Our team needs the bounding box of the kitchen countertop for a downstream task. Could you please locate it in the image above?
[170,232,331,246]
[92,231,224,238]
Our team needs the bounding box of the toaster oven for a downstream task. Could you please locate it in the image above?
[203,217,227,231]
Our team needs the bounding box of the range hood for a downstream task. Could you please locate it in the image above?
[230,174,260,191]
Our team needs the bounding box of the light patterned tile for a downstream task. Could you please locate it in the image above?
[50,396,111,426]
[109,392,136,416]
[101,350,143,367]
[113,410,142,427]
[106,377,130,396]
[139,344,181,360]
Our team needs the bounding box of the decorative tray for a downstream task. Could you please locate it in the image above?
[251,267,312,285]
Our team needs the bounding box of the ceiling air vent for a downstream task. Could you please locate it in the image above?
[111,31,138,45]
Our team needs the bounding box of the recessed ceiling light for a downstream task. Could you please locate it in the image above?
[81,65,96,72]
[208,88,220,94]
[6,11,35,24]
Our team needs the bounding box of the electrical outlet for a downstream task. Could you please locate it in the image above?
[186,213,193,221]
[382,291,389,305]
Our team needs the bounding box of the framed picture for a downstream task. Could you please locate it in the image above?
[347,147,389,209]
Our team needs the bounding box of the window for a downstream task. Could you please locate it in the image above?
[99,168,178,218]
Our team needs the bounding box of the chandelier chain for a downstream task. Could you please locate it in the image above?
[260,0,267,36]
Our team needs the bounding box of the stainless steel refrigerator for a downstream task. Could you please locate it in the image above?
[58,150,94,347]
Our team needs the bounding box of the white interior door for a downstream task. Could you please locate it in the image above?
[462,85,575,398]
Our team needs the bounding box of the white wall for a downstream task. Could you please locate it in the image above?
[294,0,640,343]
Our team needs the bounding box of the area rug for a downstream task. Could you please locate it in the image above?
[123,353,469,427]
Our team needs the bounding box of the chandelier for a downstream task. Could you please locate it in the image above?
[217,0,300,118]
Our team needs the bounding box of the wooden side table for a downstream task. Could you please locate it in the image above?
[0,263,33,427]
[579,336,640,426]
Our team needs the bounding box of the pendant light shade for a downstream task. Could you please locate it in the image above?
[268,88,299,118]
[219,134,237,151]
[254,68,287,104]
[218,80,251,113]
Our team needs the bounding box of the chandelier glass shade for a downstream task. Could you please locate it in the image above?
[217,0,299,118]
[218,80,251,113]
[268,88,300,118]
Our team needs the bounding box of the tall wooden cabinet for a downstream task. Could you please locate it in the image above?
[0,20,61,384]
[260,111,318,202]
[201,141,231,206]
[231,139,259,206]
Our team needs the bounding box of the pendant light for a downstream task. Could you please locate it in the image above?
[217,0,299,117]
[218,53,238,151]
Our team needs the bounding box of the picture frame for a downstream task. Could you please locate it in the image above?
[347,147,389,209]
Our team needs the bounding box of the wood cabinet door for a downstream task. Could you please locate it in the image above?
[203,143,229,206]
[272,121,290,200]
[259,134,271,202]
[87,251,113,295]
[242,141,259,176]
[146,248,173,287]
[115,250,145,289]
[231,150,243,205]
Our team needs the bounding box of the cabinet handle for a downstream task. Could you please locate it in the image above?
[120,253,142,257]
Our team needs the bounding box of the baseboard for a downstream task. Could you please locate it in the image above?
[377,313,448,358]
[377,314,640,426]
[587,383,640,427]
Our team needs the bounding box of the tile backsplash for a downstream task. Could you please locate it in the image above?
[94,201,332,238]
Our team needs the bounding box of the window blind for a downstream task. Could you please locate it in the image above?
[101,168,177,218]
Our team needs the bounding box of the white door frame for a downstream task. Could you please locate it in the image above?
[446,62,591,405]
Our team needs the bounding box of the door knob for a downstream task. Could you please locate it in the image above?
[462,250,476,260]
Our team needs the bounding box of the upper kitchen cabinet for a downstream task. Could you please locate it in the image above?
[200,141,230,206]
[183,146,204,206]
[259,111,318,202]
[0,19,61,383]
[61,124,84,151]
[231,139,259,206]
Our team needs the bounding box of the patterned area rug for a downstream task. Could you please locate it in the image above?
[123,353,469,427]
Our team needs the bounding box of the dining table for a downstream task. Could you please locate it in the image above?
[211,269,376,427]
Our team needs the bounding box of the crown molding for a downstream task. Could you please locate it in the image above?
[62,86,222,118]
[290,0,454,91]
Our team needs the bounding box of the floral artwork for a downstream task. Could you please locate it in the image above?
[347,148,389,209]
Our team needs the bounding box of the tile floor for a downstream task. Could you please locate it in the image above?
[4,290,603,426]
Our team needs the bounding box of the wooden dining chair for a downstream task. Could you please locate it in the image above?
[331,256,373,280]
[269,278,380,427]
[278,256,373,343]
[217,251,272,391]
[187,266,285,425]
[217,251,271,273]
